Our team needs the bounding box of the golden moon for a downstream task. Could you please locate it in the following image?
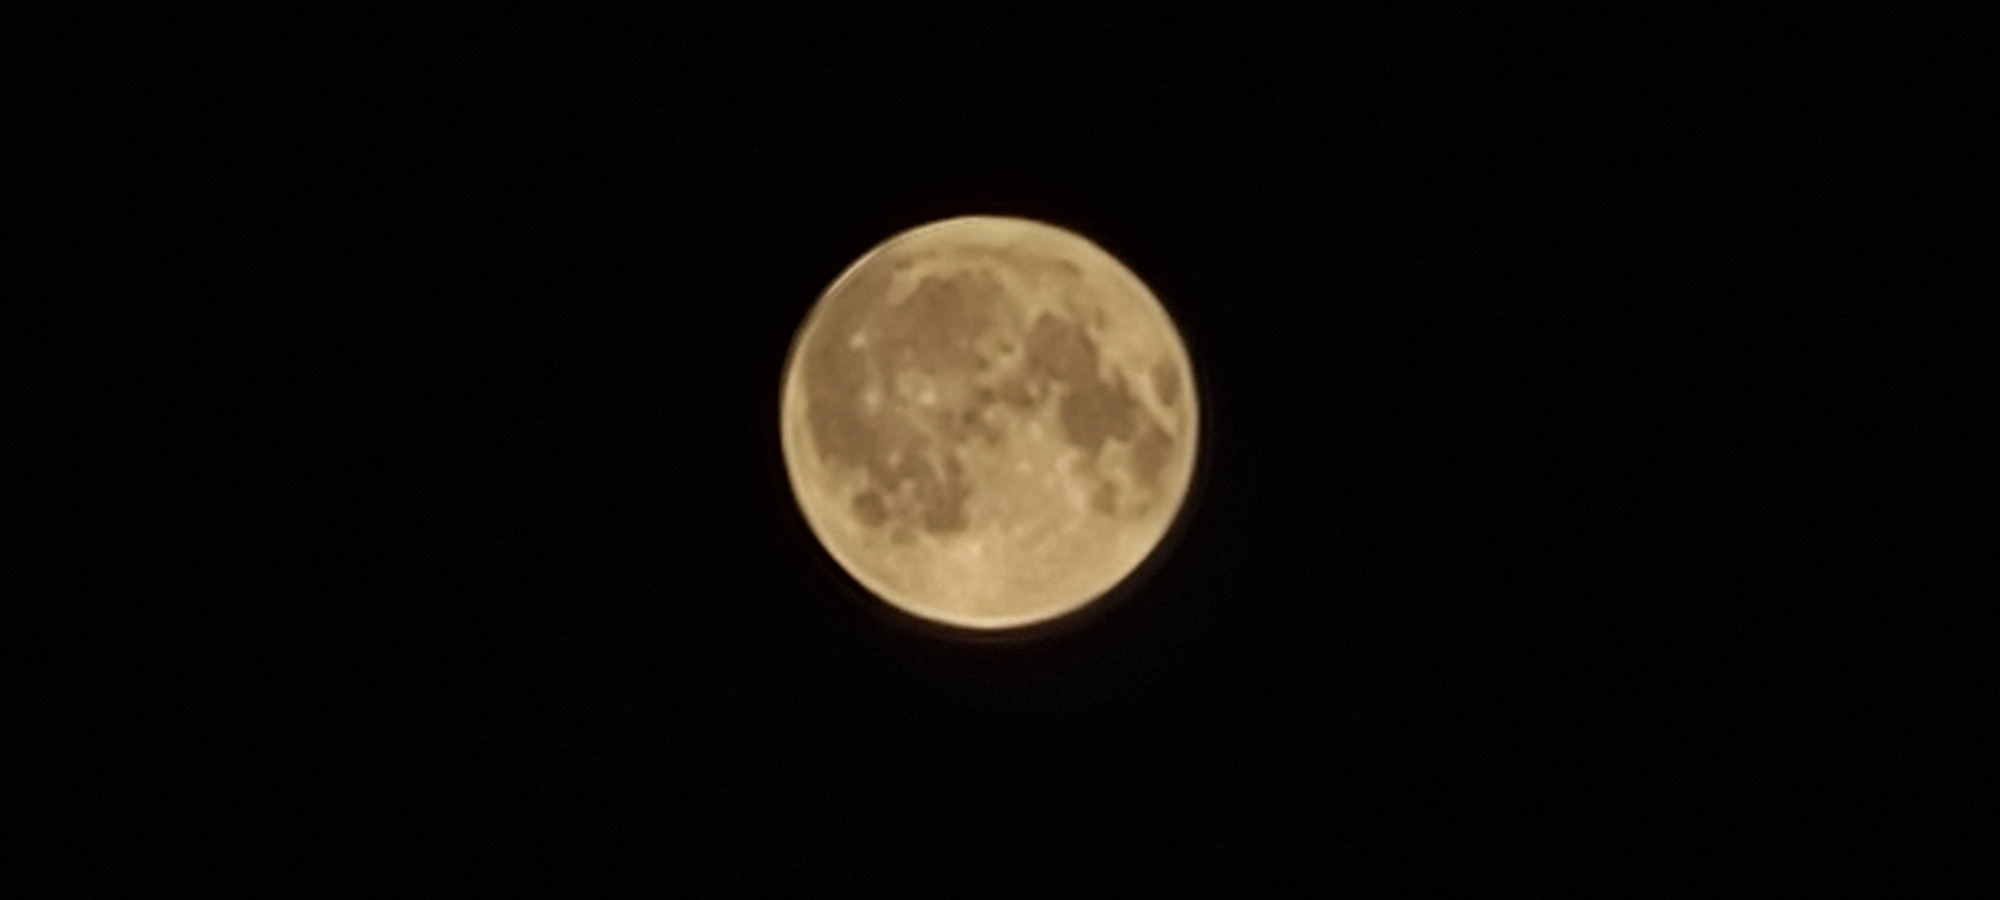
[780,216,1199,631]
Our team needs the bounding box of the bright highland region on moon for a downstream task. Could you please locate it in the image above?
[782,216,1198,630]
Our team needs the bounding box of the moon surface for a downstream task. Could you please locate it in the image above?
[780,216,1198,631]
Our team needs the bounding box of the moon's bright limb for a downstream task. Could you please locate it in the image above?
[780,216,1199,631]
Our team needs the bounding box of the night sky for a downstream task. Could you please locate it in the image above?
[48,8,1910,890]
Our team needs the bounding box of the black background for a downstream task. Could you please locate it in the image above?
[40,7,1935,890]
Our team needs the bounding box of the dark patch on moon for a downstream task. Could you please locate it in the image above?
[1090,478,1119,516]
[1130,423,1173,490]
[1019,307,1180,517]
[995,377,1037,408]
[934,398,1002,447]
[804,265,1002,538]
[804,247,1183,540]
[852,490,889,527]
[1023,312,1099,384]
[1151,358,1181,407]
[1058,371,1140,456]
[875,270,1005,375]
[919,462,972,533]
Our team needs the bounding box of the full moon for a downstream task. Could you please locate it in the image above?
[780,216,1199,631]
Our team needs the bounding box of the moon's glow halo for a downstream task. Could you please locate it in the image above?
[780,216,1199,631]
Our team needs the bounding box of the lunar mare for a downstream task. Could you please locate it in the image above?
[781,216,1198,630]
